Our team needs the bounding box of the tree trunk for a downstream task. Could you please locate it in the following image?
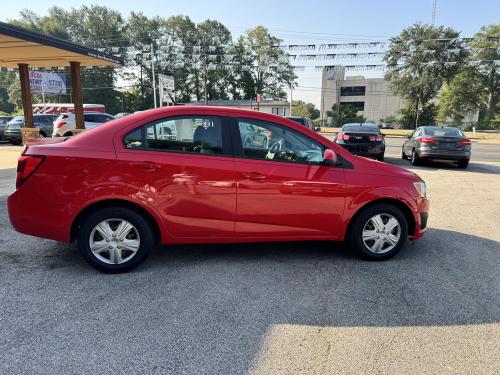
[483,68,497,122]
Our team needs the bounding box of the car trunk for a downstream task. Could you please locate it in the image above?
[431,137,466,150]
[343,132,376,144]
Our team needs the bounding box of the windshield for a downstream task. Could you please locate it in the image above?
[9,116,24,124]
[342,124,379,133]
[423,127,464,137]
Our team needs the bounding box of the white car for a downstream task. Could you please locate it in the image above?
[52,112,115,137]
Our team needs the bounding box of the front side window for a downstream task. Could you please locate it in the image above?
[238,119,325,165]
[124,116,224,155]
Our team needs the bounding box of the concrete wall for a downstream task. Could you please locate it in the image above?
[320,66,404,124]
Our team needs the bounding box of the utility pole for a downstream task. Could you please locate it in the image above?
[151,43,157,109]
[289,84,293,116]
[431,0,437,25]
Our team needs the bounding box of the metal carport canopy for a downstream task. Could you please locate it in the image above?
[0,21,123,139]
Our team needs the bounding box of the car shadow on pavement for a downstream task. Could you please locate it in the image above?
[0,221,498,374]
[385,156,500,174]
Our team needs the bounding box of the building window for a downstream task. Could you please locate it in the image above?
[341,101,365,111]
[340,86,366,96]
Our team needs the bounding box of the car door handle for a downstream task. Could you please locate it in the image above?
[244,172,266,180]
[132,161,160,172]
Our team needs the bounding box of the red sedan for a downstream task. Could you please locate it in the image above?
[8,106,429,273]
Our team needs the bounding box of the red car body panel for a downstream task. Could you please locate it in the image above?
[8,106,429,245]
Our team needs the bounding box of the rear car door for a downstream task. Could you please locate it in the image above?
[232,118,346,238]
[117,115,237,238]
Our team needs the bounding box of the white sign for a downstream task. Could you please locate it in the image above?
[29,71,66,94]
[158,74,175,104]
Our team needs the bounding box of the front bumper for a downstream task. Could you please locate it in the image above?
[4,130,21,143]
[412,197,430,240]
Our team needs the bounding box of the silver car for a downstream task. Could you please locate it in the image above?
[402,126,471,168]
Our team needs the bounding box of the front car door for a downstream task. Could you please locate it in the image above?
[232,118,346,239]
[117,115,237,238]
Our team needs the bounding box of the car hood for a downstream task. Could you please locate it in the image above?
[352,155,422,181]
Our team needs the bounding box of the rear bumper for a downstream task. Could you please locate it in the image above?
[8,185,72,243]
[418,149,470,161]
[338,142,384,157]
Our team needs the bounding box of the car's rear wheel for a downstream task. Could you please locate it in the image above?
[411,149,421,166]
[77,207,154,273]
[377,153,384,162]
[457,160,469,169]
[348,203,408,260]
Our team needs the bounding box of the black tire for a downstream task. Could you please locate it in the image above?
[348,203,408,261]
[457,160,469,169]
[401,146,408,159]
[9,139,22,145]
[39,132,46,138]
[377,153,385,162]
[77,207,154,273]
[411,149,421,166]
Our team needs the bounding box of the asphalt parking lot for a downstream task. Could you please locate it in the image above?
[0,141,499,374]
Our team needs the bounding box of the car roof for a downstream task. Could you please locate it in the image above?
[64,106,326,149]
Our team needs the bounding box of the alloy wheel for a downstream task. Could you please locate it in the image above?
[89,219,141,265]
[362,213,401,254]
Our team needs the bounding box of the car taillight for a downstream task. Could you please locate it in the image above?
[459,139,471,145]
[419,137,436,144]
[54,121,67,129]
[369,135,383,141]
[16,155,44,189]
[336,133,350,141]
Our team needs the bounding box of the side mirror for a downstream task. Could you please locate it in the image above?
[323,149,338,166]
[314,127,321,132]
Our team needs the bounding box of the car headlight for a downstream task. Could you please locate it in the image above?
[413,181,427,198]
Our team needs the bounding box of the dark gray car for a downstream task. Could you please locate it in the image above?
[4,114,58,145]
[0,115,13,141]
[402,126,471,168]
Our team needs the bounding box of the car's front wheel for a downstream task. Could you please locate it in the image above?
[348,203,408,260]
[77,207,154,273]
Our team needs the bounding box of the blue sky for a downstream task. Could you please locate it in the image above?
[2,0,499,105]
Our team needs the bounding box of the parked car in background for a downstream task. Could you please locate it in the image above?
[335,123,386,161]
[8,106,429,273]
[52,112,115,137]
[285,116,314,130]
[4,114,57,145]
[114,112,131,119]
[0,115,13,141]
[402,126,471,168]
[381,123,395,129]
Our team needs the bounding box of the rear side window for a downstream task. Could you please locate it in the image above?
[124,116,224,155]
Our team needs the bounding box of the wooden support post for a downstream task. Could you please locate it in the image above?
[18,63,39,143]
[70,61,84,130]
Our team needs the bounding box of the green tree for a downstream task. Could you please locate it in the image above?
[436,69,484,126]
[399,102,437,129]
[327,104,366,127]
[384,23,468,128]
[292,100,320,119]
[232,26,296,100]
[0,72,16,113]
[436,24,500,128]
[10,6,125,114]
